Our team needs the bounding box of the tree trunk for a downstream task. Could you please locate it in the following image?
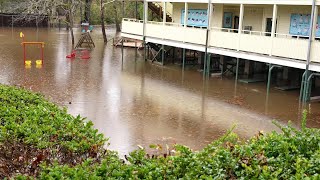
[68,9,75,45]
[84,0,92,23]
[66,13,70,31]
[113,1,121,32]
[100,0,107,43]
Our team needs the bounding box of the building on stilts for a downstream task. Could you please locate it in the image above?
[121,0,320,103]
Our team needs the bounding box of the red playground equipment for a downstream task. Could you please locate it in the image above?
[66,49,90,59]
[80,50,90,59]
[20,32,45,65]
[66,50,76,58]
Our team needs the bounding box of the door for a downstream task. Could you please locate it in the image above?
[265,18,273,36]
[234,16,239,33]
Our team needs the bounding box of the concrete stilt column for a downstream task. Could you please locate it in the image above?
[220,55,226,76]
[235,58,240,81]
[198,52,204,69]
[182,48,186,70]
[244,61,254,78]
[161,45,165,65]
[282,67,289,82]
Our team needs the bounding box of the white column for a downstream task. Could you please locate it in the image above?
[238,4,244,34]
[184,2,188,27]
[209,3,213,28]
[163,1,166,24]
[238,4,244,51]
[144,0,148,23]
[271,4,278,38]
[312,6,318,40]
[270,4,278,56]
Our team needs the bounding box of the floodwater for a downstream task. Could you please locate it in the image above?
[0,27,319,155]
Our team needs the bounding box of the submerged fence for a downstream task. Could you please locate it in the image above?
[0,13,49,27]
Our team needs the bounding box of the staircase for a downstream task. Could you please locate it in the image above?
[148,2,172,22]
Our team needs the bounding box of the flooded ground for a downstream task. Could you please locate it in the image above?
[0,27,319,155]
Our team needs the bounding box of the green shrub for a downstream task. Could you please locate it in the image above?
[0,84,319,179]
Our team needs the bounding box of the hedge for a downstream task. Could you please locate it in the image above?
[0,84,319,179]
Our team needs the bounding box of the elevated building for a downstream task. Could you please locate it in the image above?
[121,0,320,102]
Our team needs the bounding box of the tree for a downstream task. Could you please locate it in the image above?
[99,0,107,43]
[84,0,92,23]
[2,0,82,45]
[112,0,121,32]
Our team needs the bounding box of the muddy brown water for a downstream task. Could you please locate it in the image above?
[0,27,319,155]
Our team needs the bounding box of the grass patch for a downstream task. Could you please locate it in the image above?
[0,84,319,179]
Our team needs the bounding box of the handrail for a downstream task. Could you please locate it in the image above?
[146,20,207,29]
[123,20,311,40]
[122,18,143,23]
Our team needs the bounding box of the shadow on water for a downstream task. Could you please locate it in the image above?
[0,27,319,155]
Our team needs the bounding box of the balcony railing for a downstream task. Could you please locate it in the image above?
[122,18,320,63]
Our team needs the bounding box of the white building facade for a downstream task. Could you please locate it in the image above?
[121,0,320,101]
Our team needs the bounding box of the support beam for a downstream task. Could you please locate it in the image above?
[312,6,318,40]
[305,73,320,102]
[270,4,278,55]
[235,58,239,81]
[206,53,211,77]
[184,2,188,28]
[220,55,225,76]
[161,45,165,65]
[163,2,166,24]
[271,4,278,38]
[204,0,212,77]
[143,0,148,61]
[238,4,244,34]
[303,0,317,103]
[121,0,125,65]
[238,4,244,51]
[267,64,281,99]
[182,48,186,70]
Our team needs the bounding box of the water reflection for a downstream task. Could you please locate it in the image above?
[0,27,319,155]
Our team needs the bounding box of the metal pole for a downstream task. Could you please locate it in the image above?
[305,73,320,102]
[121,0,125,66]
[161,45,164,65]
[299,71,307,102]
[206,53,211,77]
[235,58,239,82]
[23,44,26,64]
[267,65,275,98]
[267,64,281,99]
[303,0,316,103]
[182,48,186,70]
[41,44,44,64]
[143,0,148,61]
[203,0,212,78]
[135,1,138,57]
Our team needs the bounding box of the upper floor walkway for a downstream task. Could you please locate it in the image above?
[121,1,320,72]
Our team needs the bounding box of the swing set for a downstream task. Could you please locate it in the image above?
[20,32,45,66]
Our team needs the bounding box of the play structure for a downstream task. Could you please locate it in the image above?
[66,32,95,60]
[20,32,44,65]
[66,49,91,59]
[74,32,95,50]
